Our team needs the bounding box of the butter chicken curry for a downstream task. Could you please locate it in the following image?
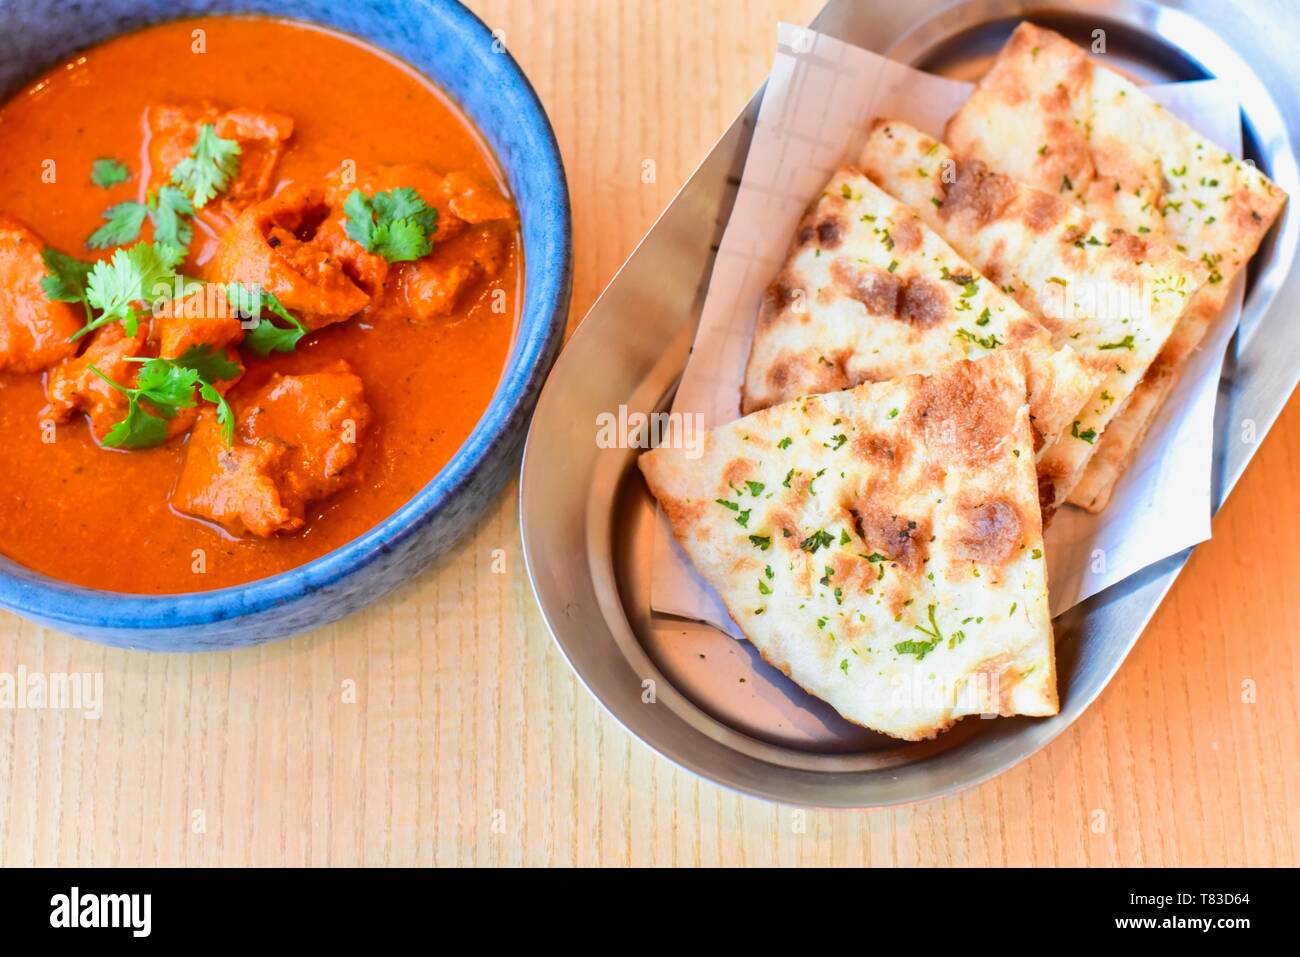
[0,17,521,593]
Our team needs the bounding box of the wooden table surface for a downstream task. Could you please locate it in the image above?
[1,0,1297,867]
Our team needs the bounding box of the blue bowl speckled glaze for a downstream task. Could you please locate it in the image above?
[0,0,571,650]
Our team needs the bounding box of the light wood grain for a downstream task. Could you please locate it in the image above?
[1,0,1296,867]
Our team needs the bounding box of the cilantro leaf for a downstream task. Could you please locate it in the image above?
[371,188,429,222]
[98,395,171,448]
[895,604,945,660]
[148,186,195,249]
[91,157,131,189]
[88,363,186,449]
[799,529,835,553]
[171,124,241,208]
[76,241,185,340]
[1071,420,1098,444]
[343,187,439,262]
[342,190,375,249]
[90,345,239,449]
[199,380,235,446]
[131,357,204,410]
[225,283,308,357]
[87,201,149,249]
[375,217,433,262]
[41,248,94,310]
[1098,334,1135,351]
[173,343,241,384]
[893,638,939,660]
[244,315,307,357]
[165,345,239,445]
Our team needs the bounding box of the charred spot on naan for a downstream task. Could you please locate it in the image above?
[762,350,851,402]
[829,258,948,329]
[757,266,810,330]
[851,429,911,470]
[829,258,899,315]
[891,215,923,253]
[795,197,849,252]
[949,496,1026,569]
[904,357,1019,468]
[1022,189,1065,233]
[844,498,931,576]
[938,157,1017,228]
[768,508,803,554]
[722,457,754,490]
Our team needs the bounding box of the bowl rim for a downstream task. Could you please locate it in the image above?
[0,0,572,630]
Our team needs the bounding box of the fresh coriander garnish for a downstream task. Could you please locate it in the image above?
[149,186,195,249]
[87,186,195,252]
[73,241,185,340]
[227,283,308,357]
[87,201,149,249]
[171,124,241,208]
[90,157,131,189]
[90,345,239,449]
[343,187,439,263]
[41,248,94,322]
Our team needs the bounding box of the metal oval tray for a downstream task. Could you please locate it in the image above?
[520,0,1300,806]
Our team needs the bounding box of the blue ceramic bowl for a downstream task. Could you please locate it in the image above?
[0,0,571,650]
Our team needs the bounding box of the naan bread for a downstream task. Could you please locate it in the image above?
[641,351,1057,740]
[742,166,1098,467]
[861,119,1206,511]
[946,22,1287,510]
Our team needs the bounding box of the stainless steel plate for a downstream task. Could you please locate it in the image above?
[520,0,1300,806]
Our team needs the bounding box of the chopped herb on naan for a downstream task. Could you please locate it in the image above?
[945,22,1286,510]
[742,167,1098,483]
[861,118,1207,511]
[641,351,1057,740]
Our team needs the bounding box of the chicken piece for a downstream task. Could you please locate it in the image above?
[322,162,472,245]
[146,102,294,225]
[150,286,245,359]
[210,185,371,330]
[384,223,513,322]
[0,216,82,373]
[172,361,370,537]
[311,216,389,299]
[319,163,516,322]
[45,323,145,440]
[444,170,516,224]
[45,321,242,443]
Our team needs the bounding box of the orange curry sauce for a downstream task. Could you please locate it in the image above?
[0,17,520,593]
